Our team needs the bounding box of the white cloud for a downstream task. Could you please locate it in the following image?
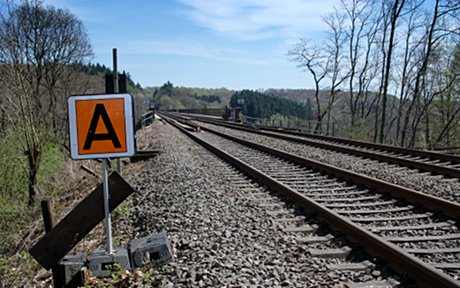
[178,0,339,40]
[125,38,272,64]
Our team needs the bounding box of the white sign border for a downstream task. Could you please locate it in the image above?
[68,93,135,160]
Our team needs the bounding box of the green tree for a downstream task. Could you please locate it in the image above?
[160,81,174,96]
[305,98,314,121]
[230,90,308,120]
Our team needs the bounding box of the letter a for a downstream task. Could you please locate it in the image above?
[83,103,122,150]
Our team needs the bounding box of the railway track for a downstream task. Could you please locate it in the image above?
[160,112,460,288]
[179,113,460,180]
[173,113,460,204]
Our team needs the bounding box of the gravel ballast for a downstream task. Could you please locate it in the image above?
[197,122,460,203]
[123,121,409,287]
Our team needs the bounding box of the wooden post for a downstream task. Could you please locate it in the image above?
[41,200,54,233]
[41,200,59,287]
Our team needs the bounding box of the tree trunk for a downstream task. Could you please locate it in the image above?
[28,169,37,206]
[380,0,405,144]
[435,107,460,146]
[314,87,323,134]
[27,146,40,206]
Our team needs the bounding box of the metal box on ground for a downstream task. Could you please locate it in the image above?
[129,232,173,268]
[88,247,131,277]
[54,253,86,288]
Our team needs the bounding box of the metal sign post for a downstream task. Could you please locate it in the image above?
[102,158,113,254]
[67,93,135,255]
[113,48,122,175]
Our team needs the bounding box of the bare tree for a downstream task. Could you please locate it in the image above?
[341,0,375,129]
[289,0,460,147]
[0,0,92,205]
[378,0,407,143]
[288,40,329,133]
[414,42,460,148]
[322,11,349,135]
[400,0,460,147]
[335,0,388,141]
[392,0,425,145]
[433,44,460,147]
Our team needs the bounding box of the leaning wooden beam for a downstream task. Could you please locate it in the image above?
[29,172,134,269]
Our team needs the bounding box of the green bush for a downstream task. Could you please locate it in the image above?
[0,129,28,201]
[0,198,33,251]
[0,127,66,252]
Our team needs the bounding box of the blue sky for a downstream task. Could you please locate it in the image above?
[40,0,339,90]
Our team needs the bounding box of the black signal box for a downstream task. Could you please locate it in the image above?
[105,73,127,93]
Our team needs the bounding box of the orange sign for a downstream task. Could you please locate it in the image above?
[76,98,126,154]
[68,94,135,160]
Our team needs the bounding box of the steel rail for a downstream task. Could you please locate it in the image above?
[167,113,460,218]
[261,125,460,164]
[196,123,460,220]
[191,117,460,179]
[160,113,460,288]
[182,113,460,166]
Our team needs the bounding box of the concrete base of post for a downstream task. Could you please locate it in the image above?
[88,247,130,278]
[54,253,86,288]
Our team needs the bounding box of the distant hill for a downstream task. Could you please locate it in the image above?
[265,88,388,121]
[230,90,314,120]
[144,81,234,110]
[265,88,319,104]
[125,80,397,135]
